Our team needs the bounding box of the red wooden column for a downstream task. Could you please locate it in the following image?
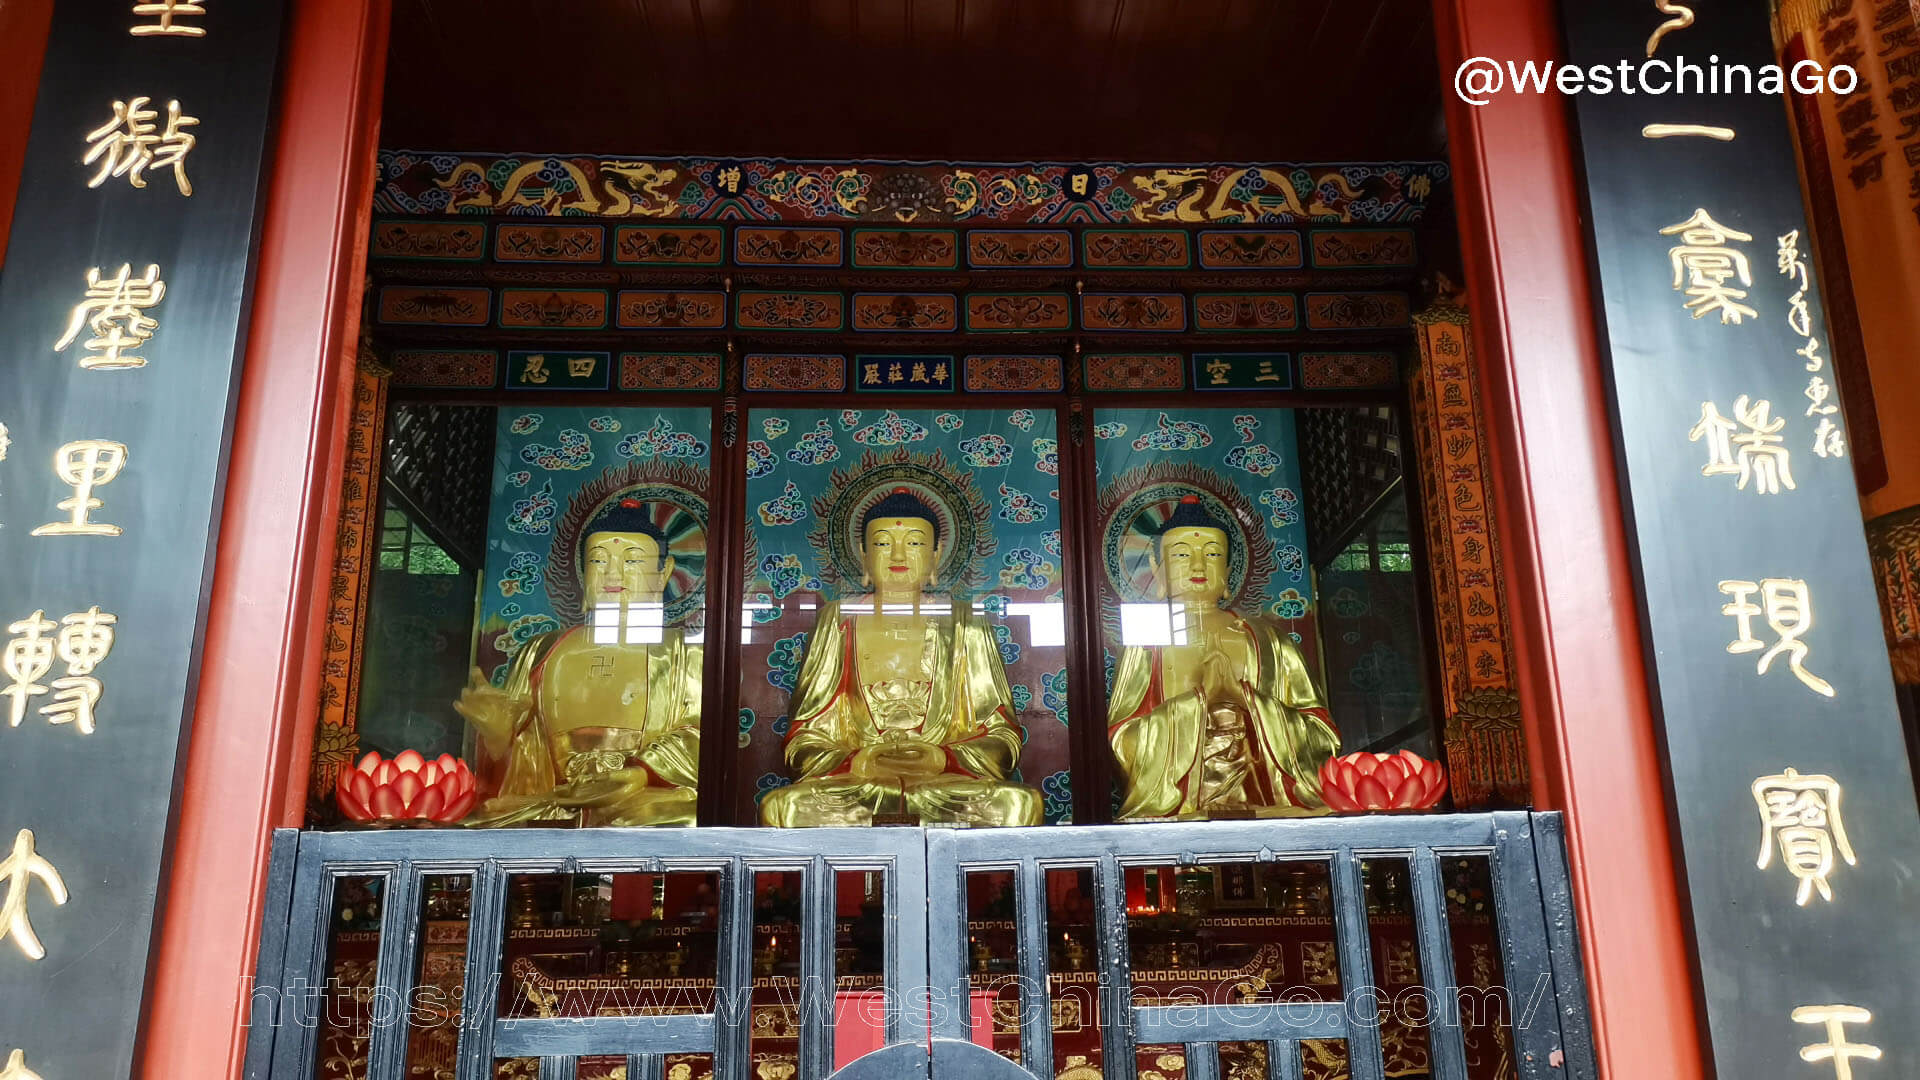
[0,0,53,257]
[1434,0,1708,1076]
[138,3,391,1078]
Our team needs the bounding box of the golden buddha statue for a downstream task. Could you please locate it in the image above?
[1108,496,1340,819]
[759,488,1043,828]
[455,497,700,827]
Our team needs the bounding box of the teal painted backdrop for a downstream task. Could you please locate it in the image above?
[477,406,714,683]
[737,406,1073,823]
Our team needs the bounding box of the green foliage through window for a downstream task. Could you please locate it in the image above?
[379,505,462,575]
[1329,541,1413,573]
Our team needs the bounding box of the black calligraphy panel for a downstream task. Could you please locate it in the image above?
[0,4,287,1078]
[1560,3,1920,1078]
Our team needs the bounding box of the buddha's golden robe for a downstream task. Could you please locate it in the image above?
[467,625,701,828]
[1108,616,1339,819]
[759,600,1042,827]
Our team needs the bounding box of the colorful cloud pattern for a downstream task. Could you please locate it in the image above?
[746,439,776,478]
[997,483,1048,524]
[786,419,840,465]
[507,480,557,534]
[1032,438,1059,475]
[760,553,823,599]
[1224,442,1282,477]
[998,547,1056,591]
[767,632,809,691]
[618,415,708,459]
[958,433,1013,468]
[520,429,594,471]
[852,410,930,447]
[757,480,809,526]
[1260,486,1301,528]
[1131,412,1212,452]
[499,550,544,597]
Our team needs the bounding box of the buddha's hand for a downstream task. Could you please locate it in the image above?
[1198,649,1243,706]
[453,666,524,753]
[853,740,947,779]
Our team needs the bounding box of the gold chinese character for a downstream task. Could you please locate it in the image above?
[932,361,948,382]
[1644,0,1694,56]
[1206,358,1230,385]
[1661,209,1758,325]
[566,355,595,378]
[1753,768,1856,905]
[131,1,207,36]
[53,263,166,370]
[0,829,68,962]
[1792,1005,1880,1080]
[1070,172,1090,196]
[1806,376,1838,417]
[716,166,741,195]
[83,96,198,196]
[1641,123,1735,140]
[60,608,117,676]
[863,363,881,385]
[1720,578,1835,697]
[1814,417,1847,459]
[0,1049,44,1080]
[1,612,55,727]
[1786,291,1814,339]
[41,678,101,735]
[31,441,128,538]
[887,363,904,384]
[519,355,548,384]
[1256,359,1281,383]
[41,607,117,735]
[1689,395,1794,494]
[1778,230,1809,287]
[910,362,928,383]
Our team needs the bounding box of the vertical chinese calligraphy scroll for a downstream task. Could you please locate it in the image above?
[1408,299,1527,807]
[0,4,287,1078]
[1561,3,1920,1077]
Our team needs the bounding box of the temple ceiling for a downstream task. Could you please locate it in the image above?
[381,0,1446,161]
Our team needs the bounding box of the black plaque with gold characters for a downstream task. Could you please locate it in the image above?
[0,3,287,1077]
[1559,2,1920,1077]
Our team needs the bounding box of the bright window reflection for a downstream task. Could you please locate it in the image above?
[1118,602,1206,646]
[591,601,665,645]
[1002,601,1066,648]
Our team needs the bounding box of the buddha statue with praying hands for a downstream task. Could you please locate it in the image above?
[1108,495,1340,820]
[760,488,1043,828]
[454,497,701,827]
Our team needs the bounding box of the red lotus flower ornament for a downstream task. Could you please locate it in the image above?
[1318,750,1448,813]
[336,749,477,824]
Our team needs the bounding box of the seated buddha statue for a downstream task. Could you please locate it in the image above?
[759,488,1043,828]
[1107,496,1340,819]
[454,497,701,827]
